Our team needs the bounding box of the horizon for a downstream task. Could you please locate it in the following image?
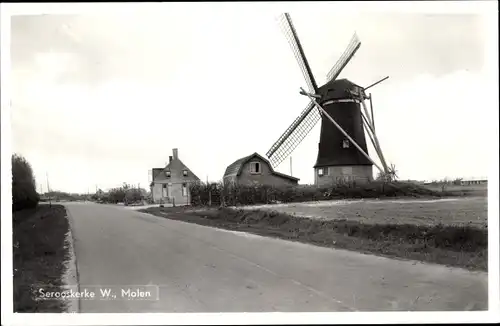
[6,3,497,194]
[35,175,489,195]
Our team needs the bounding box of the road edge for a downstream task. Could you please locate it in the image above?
[62,207,80,313]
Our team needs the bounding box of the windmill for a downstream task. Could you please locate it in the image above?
[266,13,392,184]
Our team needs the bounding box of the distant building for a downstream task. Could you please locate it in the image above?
[223,152,299,187]
[423,177,488,186]
[460,178,487,186]
[150,148,200,205]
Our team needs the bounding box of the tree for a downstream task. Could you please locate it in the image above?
[12,154,40,212]
[108,187,126,203]
[441,177,450,192]
[125,188,142,203]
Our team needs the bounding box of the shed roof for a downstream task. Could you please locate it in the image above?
[223,152,299,182]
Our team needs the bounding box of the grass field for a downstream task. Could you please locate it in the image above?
[236,197,487,229]
[13,204,70,312]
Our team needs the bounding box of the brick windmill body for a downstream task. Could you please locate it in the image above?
[266,13,394,185]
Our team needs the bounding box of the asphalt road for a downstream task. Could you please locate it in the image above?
[65,203,488,313]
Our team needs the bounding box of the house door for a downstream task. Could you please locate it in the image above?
[167,184,172,198]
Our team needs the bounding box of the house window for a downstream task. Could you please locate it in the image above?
[342,139,350,148]
[318,167,328,176]
[250,162,261,174]
[182,183,188,196]
[165,170,171,178]
[183,170,188,177]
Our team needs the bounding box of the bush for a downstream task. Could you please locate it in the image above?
[189,180,442,207]
[125,188,143,203]
[12,154,39,212]
[107,187,126,204]
[95,184,146,204]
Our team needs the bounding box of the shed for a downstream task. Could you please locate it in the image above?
[223,152,299,186]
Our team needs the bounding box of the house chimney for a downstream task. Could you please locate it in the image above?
[173,148,178,160]
[169,156,173,163]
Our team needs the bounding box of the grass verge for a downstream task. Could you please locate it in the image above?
[141,206,487,272]
[13,204,70,312]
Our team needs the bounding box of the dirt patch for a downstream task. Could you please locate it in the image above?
[13,204,70,312]
[140,206,487,271]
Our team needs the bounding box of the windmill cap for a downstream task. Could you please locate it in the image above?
[319,78,365,101]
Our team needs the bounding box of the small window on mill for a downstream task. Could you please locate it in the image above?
[183,170,188,177]
[318,168,324,176]
[165,170,171,177]
[342,139,350,148]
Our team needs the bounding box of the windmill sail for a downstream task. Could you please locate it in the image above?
[326,33,361,83]
[267,14,365,171]
[266,101,321,168]
[279,13,318,94]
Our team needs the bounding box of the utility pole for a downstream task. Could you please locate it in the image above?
[46,172,52,208]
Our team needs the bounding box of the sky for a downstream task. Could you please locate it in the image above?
[5,2,498,193]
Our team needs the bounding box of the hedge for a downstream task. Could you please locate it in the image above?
[189,180,442,207]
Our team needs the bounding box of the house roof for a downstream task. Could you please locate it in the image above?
[152,159,200,183]
[224,154,254,177]
[152,168,163,180]
[223,152,299,182]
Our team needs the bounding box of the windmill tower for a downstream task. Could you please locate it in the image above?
[266,13,392,185]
